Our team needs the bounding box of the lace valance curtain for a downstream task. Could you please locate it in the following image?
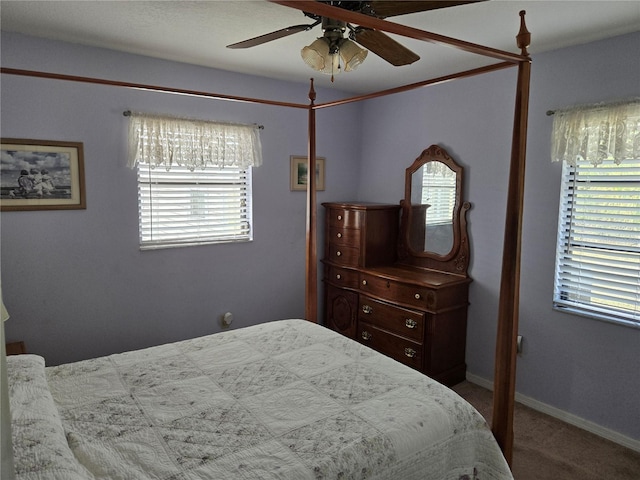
[551,99,640,166]
[127,113,263,170]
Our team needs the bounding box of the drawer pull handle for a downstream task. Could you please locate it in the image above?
[336,251,342,257]
[336,232,342,238]
[337,215,342,220]
[361,331,372,341]
[405,319,418,329]
[404,348,417,358]
[362,305,373,314]
[414,293,421,300]
[336,274,341,280]
[361,280,367,286]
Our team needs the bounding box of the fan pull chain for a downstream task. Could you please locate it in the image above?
[331,55,335,83]
[331,53,342,83]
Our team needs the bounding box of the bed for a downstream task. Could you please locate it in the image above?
[1,0,531,472]
[8,319,512,480]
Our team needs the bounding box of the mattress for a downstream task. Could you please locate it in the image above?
[7,319,513,479]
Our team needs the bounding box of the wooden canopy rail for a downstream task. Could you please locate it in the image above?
[0,3,530,466]
[273,0,527,64]
[314,61,515,109]
[0,68,310,110]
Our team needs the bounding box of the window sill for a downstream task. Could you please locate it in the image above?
[553,304,639,330]
[140,238,252,251]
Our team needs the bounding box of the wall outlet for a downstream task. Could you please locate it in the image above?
[221,312,233,328]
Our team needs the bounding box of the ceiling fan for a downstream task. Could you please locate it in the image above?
[227,1,485,78]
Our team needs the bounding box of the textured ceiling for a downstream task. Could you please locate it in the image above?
[1,1,639,93]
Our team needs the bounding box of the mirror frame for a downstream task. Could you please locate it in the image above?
[398,145,471,276]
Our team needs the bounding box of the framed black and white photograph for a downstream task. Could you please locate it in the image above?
[290,155,325,191]
[0,138,86,211]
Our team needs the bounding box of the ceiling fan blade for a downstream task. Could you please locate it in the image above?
[354,28,419,66]
[227,23,315,49]
[369,1,487,18]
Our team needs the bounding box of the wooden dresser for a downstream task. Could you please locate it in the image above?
[322,147,472,387]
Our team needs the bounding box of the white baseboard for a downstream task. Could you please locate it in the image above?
[465,373,640,453]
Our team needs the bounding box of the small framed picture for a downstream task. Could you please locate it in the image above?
[290,155,325,191]
[1,138,86,211]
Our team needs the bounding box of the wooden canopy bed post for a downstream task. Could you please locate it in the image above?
[492,11,531,465]
[306,79,318,323]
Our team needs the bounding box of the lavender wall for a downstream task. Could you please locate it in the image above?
[0,32,362,365]
[357,32,640,441]
[2,29,639,442]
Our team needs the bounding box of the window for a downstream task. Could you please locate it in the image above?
[137,163,252,249]
[552,100,640,328]
[128,113,262,250]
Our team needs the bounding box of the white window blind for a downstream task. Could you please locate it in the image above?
[421,163,456,225]
[137,163,252,249]
[128,113,260,249]
[421,169,456,225]
[553,154,640,328]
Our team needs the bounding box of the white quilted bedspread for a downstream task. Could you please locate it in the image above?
[8,319,513,480]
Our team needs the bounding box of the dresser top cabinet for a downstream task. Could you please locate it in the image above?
[322,146,472,387]
[323,202,400,268]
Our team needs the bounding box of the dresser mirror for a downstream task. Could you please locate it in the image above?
[399,145,471,275]
[409,161,457,255]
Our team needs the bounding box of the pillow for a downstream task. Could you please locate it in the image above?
[7,355,88,480]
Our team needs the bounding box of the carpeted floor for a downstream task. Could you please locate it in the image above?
[453,381,640,480]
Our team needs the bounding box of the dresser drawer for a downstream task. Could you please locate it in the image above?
[325,265,359,289]
[328,243,360,266]
[359,273,438,310]
[357,323,423,370]
[358,295,424,342]
[327,208,363,229]
[328,226,361,246]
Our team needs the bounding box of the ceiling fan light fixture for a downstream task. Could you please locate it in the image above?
[301,37,340,75]
[338,38,368,72]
